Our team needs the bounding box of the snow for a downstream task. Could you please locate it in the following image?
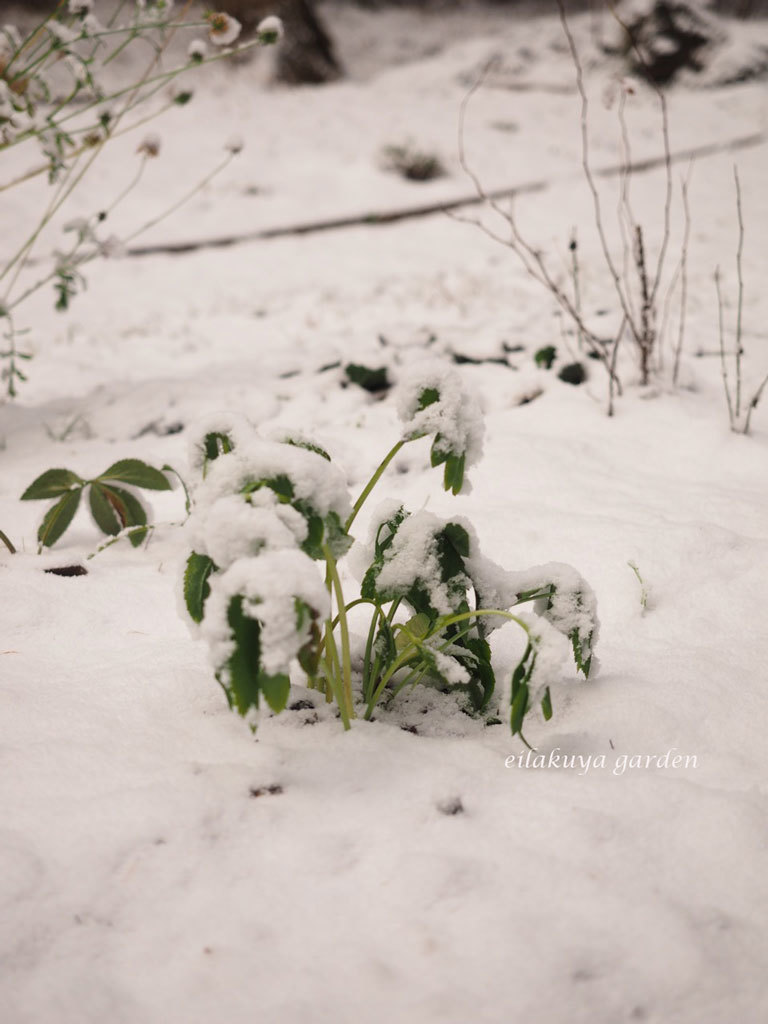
[2,3,768,1022]
[202,549,328,677]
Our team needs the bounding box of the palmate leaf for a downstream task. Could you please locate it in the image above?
[21,468,83,500]
[184,552,216,624]
[98,459,171,491]
[37,489,81,548]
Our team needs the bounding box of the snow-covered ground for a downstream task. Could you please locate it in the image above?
[2,4,768,1022]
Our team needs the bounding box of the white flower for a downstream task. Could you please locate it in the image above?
[257,16,284,43]
[206,12,241,47]
[187,38,207,61]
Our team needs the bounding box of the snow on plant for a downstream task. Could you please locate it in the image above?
[20,458,174,550]
[182,364,599,743]
[0,4,282,397]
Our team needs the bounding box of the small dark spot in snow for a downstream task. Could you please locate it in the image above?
[630,1007,648,1021]
[503,343,525,353]
[250,784,283,798]
[517,388,543,407]
[289,699,315,711]
[44,564,88,577]
[154,837,166,846]
[437,797,464,816]
[401,724,419,735]
[572,967,594,983]
[279,369,300,380]
[203,946,213,955]
[609,739,615,750]
[318,360,341,374]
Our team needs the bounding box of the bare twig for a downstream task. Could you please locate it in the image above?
[734,165,745,420]
[715,267,735,430]
[671,175,691,385]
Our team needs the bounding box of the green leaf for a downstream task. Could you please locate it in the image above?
[510,679,529,736]
[345,363,390,393]
[89,482,121,536]
[21,468,83,501]
[282,437,331,462]
[541,686,553,721]
[224,596,263,716]
[38,489,81,548]
[259,671,291,713]
[461,635,496,712]
[534,345,557,369]
[431,443,465,495]
[107,486,148,529]
[361,506,409,602]
[510,641,536,736]
[417,387,440,410]
[184,552,216,624]
[98,459,171,491]
[203,431,234,466]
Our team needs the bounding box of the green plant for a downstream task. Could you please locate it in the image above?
[21,457,173,550]
[182,364,599,743]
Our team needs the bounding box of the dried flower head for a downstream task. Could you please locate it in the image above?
[187,38,207,62]
[257,16,284,44]
[206,12,241,47]
[137,133,161,157]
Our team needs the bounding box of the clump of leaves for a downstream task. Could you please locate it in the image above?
[21,459,173,550]
[344,363,390,394]
[558,362,587,385]
[534,345,557,369]
[182,364,599,744]
[380,143,446,182]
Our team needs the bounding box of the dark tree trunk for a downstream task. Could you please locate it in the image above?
[223,0,343,83]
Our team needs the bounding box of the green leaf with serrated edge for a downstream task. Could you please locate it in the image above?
[98,459,171,491]
[224,596,263,716]
[184,552,216,624]
[89,483,121,536]
[541,687,553,721]
[21,468,83,501]
[38,489,81,548]
[259,671,290,713]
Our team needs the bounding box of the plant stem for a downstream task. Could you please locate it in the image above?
[346,438,406,531]
[0,529,16,554]
[323,544,355,721]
